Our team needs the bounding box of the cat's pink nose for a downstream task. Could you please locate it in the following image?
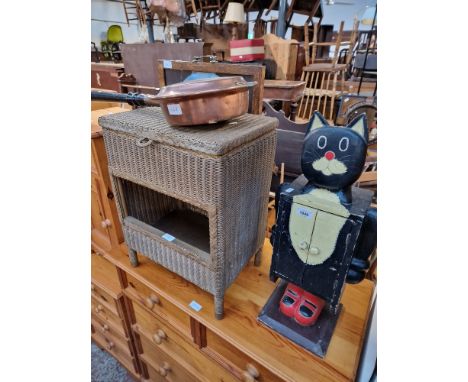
[325,151,335,160]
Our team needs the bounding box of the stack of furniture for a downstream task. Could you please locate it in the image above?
[91,105,376,381]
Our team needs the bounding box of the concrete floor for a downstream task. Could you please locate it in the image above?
[91,342,135,382]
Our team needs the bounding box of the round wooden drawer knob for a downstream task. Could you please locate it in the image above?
[246,363,260,378]
[145,294,160,309]
[106,341,114,350]
[101,324,109,333]
[153,329,167,344]
[159,361,171,377]
[101,219,112,228]
[242,372,256,382]
[95,304,104,313]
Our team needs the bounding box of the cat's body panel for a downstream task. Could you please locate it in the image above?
[269,111,377,309]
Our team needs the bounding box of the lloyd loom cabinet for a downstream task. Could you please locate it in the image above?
[91,107,375,381]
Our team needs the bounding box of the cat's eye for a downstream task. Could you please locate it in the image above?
[339,137,349,152]
[317,135,327,149]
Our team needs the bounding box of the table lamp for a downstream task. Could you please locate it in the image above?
[224,2,245,40]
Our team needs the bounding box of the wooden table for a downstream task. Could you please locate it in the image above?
[91,62,125,92]
[263,80,306,121]
[99,239,374,381]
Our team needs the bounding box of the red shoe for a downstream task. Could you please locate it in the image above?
[294,291,325,326]
[279,283,303,318]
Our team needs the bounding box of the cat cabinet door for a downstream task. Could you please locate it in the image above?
[301,218,359,307]
[288,202,318,263]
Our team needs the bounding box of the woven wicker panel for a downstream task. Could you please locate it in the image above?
[219,132,277,288]
[123,226,216,293]
[104,130,221,205]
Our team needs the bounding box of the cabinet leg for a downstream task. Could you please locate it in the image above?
[214,294,224,320]
[254,247,262,267]
[129,248,139,267]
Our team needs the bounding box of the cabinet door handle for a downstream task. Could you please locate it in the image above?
[95,304,104,313]
[101,219,112,228]
[153,329,167,344]
[159,361,171,377]
[145,294,160,309]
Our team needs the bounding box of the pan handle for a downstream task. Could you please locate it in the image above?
[91,91,147,106]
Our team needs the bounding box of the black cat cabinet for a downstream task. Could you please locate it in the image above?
[258,112,377,358]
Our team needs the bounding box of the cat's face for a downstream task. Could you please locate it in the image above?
[301,112,368,190]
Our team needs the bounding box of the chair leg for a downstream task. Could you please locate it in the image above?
[129,248,139,267]
[214,294,224,320]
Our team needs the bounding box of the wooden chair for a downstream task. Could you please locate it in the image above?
[185,0,200,23]
[199,0,223,23]
[297,20,357,122]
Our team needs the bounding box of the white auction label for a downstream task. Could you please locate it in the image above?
[189,300,202,312]
[297,207,314,219]
[167,103,182,115]
[163,60,172,69]
[162,233,175,242]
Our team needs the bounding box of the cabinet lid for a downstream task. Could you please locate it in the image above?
[98,107,277,156]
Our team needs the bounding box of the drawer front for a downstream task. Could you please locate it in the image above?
[125,273,191,336]
[92,329,136,373]
[91,296,123,330]
[92,311,126,338]
[205,329,284,382]
[139,338,201,382]
[91,282,119,316]
[136,319,237,382]
[132,302,190,354]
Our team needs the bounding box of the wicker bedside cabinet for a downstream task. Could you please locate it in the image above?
[99,107,277,319]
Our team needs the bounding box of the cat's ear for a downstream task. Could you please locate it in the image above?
[306,112,329,135]
[348,114,368,142]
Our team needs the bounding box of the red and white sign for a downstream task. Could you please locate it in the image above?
[229,38,265,62]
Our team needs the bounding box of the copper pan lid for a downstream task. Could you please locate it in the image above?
[154,76,251,100]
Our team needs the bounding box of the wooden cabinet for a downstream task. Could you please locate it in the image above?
[91,62,125,92]
[91,252,140,379]
[91,107,127,253]
[91,107,140,379]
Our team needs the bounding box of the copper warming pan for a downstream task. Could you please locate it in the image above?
[91,76,254,126]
